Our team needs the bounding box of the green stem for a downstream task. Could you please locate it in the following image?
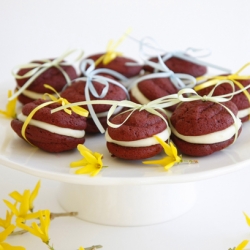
[10,211,78,236]
[47,243,55,250]
[50,211,78,220]
[85,246,103,250]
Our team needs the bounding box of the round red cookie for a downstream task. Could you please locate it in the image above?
[11,99,87,153]
[170,100,242,156]
[15,59,78,105]
[106,110,169,160]
[84,53,143,78]
[144,55,207,77]
[60,77,128,133]
[129,77,179,113]
[197,79,250,122]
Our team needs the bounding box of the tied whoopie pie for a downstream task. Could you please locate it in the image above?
[196,78,250,123]
[11,99,87,153]
[61,76,128,133]
[13,56,80,105]
[170,100,242,156]
[105,109,170,160]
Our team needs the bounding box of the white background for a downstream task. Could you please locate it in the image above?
[1,0,250,249]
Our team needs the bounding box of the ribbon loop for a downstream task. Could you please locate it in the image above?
[78,59,130,133]
[130,36,231,73]
[10,49,84,101]
[195,64,250,121]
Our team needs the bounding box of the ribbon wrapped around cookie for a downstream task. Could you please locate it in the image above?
[128,36,231,73]
[195,62,250,120]
[51,80,242,144]
[9,49,84,101]
[20,84,88,145]
[72,59,130,133]
[128,53,197,93]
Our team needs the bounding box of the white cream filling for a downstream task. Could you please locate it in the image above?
[238,108,250,118]
[105,128,170,147]
[130,84,150,104]
[171,117,242,144]
[17,113,85,138]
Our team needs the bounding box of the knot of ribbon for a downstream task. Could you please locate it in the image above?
[94,29,132,66]
[195,63,250,120]
[73,59,130,133]
[128,52,197,91]
[10,49,84,101]
[129,36,231,74]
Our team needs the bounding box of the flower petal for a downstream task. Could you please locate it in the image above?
[70,159,88,168]
[235,240,249,250]
[19,190,30,217]
[9,191,22,203]
[153,136,174,157]
[3,200,18,217]
[243,212,250,226]
[30,180,41,211]
[0,242,25,250]
[0,225,15,242]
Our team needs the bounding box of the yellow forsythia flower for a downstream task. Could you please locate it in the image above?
[70,144,104,176]
[16,210,50,244]
[235,239,249,250]
[0,224,25,250]
[243,212,250,227]
[4,190,40,222]
[143,136,182,170]
[0,211,13,229]
[9,180,41,212]
[0,90,17,119]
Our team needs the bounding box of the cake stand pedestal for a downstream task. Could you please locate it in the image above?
[57,182,196,226]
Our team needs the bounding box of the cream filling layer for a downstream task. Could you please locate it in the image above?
[17,113,85,138]
[238,108,250,118]
[105,128,170,147]
[171,117,242,144]
[130,84,150,104]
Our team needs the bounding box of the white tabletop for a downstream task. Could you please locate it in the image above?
[1,1,250,249]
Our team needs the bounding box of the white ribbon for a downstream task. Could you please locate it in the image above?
[10,49,84,101]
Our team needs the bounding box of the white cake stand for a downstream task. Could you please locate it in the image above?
[0,85,249,226]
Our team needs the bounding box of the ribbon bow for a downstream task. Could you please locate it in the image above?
[94,29,131,66]
[10,49,84,101]
[195,63,250,120]
[74,59,130,133]
[129,36,231,73]
[128,52,197,91]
